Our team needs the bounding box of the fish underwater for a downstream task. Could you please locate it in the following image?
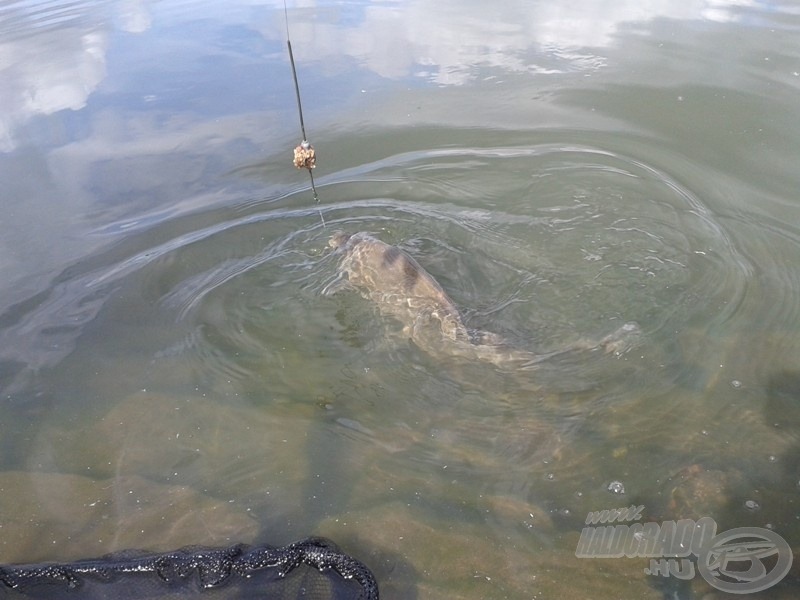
[324,231,639,371]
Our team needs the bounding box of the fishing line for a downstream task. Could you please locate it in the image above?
[283,0,324,227]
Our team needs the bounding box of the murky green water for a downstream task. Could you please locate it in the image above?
[2,1,800,598]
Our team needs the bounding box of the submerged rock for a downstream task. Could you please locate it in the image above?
[0,471,256,564]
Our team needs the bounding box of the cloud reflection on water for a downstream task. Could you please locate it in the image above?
[0,0,155,152]
[0,0,761,151]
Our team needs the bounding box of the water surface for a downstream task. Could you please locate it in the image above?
[2,1,800,598]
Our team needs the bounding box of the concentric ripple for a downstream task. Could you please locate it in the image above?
[0,140,755,409]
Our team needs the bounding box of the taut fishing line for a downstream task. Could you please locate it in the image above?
[283,0,324,227]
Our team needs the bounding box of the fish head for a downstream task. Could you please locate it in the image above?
[328,230,353,250]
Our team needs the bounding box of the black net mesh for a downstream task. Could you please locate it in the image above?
[0,537,378,600]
